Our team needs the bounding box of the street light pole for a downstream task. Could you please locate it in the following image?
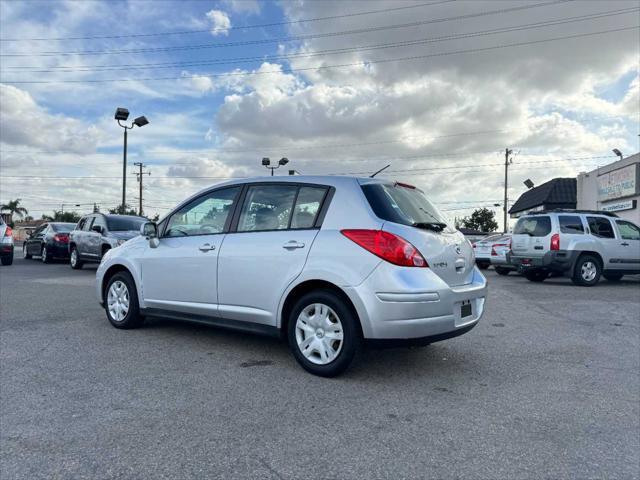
[503,148,512,233]
[114,108,149,213]
[122,126,128,211]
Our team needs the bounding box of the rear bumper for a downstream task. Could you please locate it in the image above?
[508,250,578,273]
[48,243,70,258]
[345,266,487,340]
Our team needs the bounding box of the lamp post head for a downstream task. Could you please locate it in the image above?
[133,116,149,127]
[278,157,289,166]
[524,179,534,189]
[612,148,623,159]
[114,107,130,121]
[262,157,271,166]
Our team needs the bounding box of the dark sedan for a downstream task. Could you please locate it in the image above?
[23,222,76,263]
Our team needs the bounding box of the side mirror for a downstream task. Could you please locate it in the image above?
[141,222,160,248]
[91,225,103,234]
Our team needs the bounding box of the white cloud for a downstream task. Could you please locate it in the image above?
[0,84,102,153]
[220,0,261,15]
[205,9,231,36]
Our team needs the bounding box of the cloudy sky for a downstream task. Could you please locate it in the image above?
[0,0,638,223]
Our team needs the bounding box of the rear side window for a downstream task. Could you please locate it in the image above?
[587,216,615,239]
[291,186,327,229]
[361,183,451,230]
[615,220,640,240]
[559,215,584,234]
[513,216,551,237]
[238,185,298,232]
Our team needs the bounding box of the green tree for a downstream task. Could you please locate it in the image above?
[50,210,81,223]
[108,204,138,215]
[1,198,29,220]
[461,208,499,232]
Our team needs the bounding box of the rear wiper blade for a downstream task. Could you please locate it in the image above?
[413,222,447,232]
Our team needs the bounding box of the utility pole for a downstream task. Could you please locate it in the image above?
[503,148,513,233]
[133,162,151,216]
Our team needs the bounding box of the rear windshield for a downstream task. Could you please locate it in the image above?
[51,223,75,233]
[362,183,452,231]
[513,216,551,237]
[106,216,146,232]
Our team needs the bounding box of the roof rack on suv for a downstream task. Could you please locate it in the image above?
[526,209,619,218]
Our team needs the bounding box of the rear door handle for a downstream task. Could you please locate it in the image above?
[198,243,216,252]
[282,241,305,250]
[621,242,630,246]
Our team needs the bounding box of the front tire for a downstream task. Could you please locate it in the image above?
[477,261,490,270]
[571,255,602,287]
[287,289,361,377]
[23,243,32,259]
[70,247,83,269]
[495,266,511,276]
[524,270,549,282]
[104,272,143,329]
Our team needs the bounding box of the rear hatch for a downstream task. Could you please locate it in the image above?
[361,181,475,287]
[511,215,553,257]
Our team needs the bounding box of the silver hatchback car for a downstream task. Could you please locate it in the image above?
[96,176,487,376]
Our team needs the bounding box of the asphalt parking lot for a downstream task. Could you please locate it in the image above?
[1,253,639,480]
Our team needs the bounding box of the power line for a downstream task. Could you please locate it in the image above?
[5,7,634,74]
[5,25,636,84]
[0,155,611,180]
[0,0,571,57]
[0,0,454,42]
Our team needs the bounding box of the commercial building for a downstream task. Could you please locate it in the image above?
[577,153,639,224]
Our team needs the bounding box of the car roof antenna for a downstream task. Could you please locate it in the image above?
[370,164,391,178]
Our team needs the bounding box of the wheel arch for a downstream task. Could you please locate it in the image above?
[279,279,363,338]
[573,250,604,273]
[101,263,134,304]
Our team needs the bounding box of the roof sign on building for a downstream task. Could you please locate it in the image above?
[597,163,638,201]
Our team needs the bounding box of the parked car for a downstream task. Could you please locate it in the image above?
[96,176,487,377]
[22,222,76,263]
[508,210,640,286]
[488,233,515,275]
[472,233,505,270]
[69,213,148,269]
[0,217,13,266]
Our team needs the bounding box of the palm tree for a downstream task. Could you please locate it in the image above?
[0,198,29,220]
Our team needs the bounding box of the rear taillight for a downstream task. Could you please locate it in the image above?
[341,229,428,267]
[53,234,69,243]
[550,233,560,251]
[4,227,12,237]
[491,243,509,256]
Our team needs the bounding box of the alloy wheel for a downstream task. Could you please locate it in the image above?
[581,261,597,282]
[70,249,77,267]
[107,280,130,322]
[23,244,28,258]
[41,246,47,263]
[295,303,344,365]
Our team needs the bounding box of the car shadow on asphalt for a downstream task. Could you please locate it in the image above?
[140,316,475,381]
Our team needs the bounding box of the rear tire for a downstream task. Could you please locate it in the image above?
[41,245,51,263]
[603,273,623,282]
[70,246,83,269]
[104,271,144,329]
[23,243,32,259]
[524,270,549,282]
[1,253,13,266]
[571,255,602,287]
[287,289,361,377]
[495,266,511,276]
